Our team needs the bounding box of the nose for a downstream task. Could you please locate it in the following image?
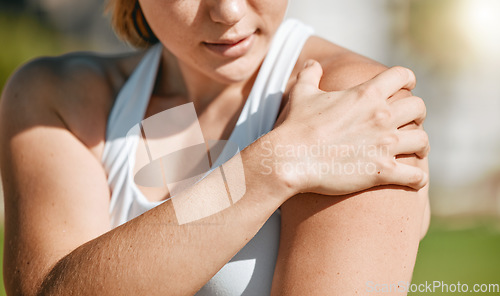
[208,0,247,25]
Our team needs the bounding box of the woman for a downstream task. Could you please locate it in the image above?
[0,0,430,295]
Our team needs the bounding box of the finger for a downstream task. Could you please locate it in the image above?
[393,129,430,158]
[295,59,324,90]
[390,96,427,126]
[379,162,428,190]
[358,66,416,100]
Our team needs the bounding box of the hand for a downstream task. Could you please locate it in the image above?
[272,60,429,196]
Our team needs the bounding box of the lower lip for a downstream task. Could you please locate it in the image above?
[203,34,255,58]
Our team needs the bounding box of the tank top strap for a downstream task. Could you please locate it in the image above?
[212,19,314,167]
[230,19,313,146]
[101,44,163,172]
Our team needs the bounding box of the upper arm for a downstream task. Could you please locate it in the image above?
[0,59,112,295]
[271,37,430,295]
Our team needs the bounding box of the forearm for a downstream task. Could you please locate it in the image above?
[38,132,292,296]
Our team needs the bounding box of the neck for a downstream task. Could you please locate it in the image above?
[154,48,253,113]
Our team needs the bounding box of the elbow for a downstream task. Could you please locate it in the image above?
[4,263,62,296]
[4,278,40,296]
[35,261,67,296]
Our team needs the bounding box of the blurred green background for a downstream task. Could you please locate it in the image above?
[1,0,500,295]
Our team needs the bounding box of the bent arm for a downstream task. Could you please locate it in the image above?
[271,40,430,295]
[1,61,292,296]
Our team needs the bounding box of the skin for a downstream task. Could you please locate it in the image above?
[0,0,429,295]
[272,37,430,295]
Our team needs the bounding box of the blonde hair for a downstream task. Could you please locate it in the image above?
[106,0,159,48]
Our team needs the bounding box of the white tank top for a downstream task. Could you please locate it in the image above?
[101,19,313,295]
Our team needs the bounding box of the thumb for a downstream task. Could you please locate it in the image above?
[296,59,323,90]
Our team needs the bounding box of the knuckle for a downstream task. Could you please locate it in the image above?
[381,159,397,172]
[357,83,382,99]
[414,96,426,111]
[296,69,307,81]
[409,170,425,186]
[380,133,399,147]
[416,131,429,150]
[421,141,431,157]
[414,97,427,119]
[422,145,431,158]
[392,66,411,82]
[372,109,392,126]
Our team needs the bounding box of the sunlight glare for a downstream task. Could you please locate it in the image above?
[460,0,500,58]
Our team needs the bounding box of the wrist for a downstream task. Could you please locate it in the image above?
[242,127,304,200]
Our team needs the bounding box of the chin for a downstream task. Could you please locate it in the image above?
[213,54,264,84]
[212,69,252,84]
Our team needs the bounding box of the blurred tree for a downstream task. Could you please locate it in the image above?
[0,0,28,10]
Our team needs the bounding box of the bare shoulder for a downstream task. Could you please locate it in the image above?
[281,36,406,122]
[0,51,145,295]
[0,50,144,154]
[293,36,392,92]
